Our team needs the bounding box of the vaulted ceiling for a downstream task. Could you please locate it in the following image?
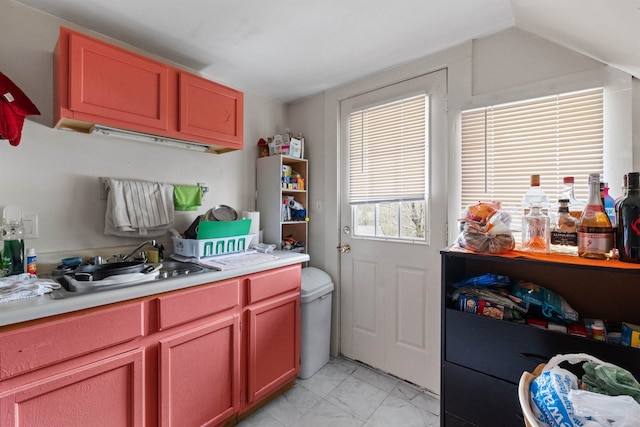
[13,0,640,103]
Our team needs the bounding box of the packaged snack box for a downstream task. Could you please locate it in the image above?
[621,322,640,348]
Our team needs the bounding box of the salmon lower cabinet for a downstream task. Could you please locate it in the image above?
[0,264,302,427]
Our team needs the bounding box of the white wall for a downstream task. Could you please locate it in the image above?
[288,27,638,355]
[0,0,287,266]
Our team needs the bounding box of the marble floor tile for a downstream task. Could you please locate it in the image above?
[240,357,440,426]
[351,364,399,393]
[363,394,440,427]
[236,408,286,427]
[265,383,322,426]
[391,381,440,416]
[291,399,364,427]
[325,375,389,421]
[296,360,352,397]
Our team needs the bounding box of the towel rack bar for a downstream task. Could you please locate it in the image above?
[99,177,208,201]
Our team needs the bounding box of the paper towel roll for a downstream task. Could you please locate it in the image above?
[242,211,260,246]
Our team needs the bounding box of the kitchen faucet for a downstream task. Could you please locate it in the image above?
[118,239,157,262]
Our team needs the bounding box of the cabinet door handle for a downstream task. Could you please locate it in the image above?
[519,352,549,364]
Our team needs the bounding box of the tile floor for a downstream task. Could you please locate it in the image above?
[237,357,440,427]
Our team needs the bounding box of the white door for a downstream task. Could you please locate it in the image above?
[339,70,447,394]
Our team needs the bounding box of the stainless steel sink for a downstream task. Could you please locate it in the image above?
[52,260,209,297]
[157,260,207,278]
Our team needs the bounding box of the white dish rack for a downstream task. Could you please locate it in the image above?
[172,234,254,260]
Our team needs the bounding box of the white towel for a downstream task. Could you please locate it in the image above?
[104,179,175,237]
[0,274,61,303]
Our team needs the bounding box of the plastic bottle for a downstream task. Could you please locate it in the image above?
[578,173,614,259]
[521,205,550,253]
[617,171,640,263]
[550,199,578,255]
[2,206,25,275]
[0,241,7,278]
[603,185,616,226]
[26,248,36,275]
[521,175,549,215]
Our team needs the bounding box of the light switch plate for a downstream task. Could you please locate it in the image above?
[23,214,38,239]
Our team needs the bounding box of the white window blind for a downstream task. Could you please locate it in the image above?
[460,88,603,224]
[349,94,427,204]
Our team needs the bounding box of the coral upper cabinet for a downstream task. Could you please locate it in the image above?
[54,26,244,153]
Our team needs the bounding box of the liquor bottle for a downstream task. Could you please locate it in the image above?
[617,171,640,263]
[550,199,578,255]
[614,174,628,211]
[603,185,616,226]
[560,176,586,220]
[578,173,614,259]
[521,205,550,253]
[521,175,549,215]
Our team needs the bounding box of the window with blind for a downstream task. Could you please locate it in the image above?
[348,94,428,241]
[460,88,603,232]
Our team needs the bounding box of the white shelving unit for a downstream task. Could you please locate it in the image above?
[256,155,308,254]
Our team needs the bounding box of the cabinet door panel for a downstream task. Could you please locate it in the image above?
[444,362,522,427]
[246,293,300,406]
[69,32,169,130]
[0,350,144,427]
[159,314,240,427]
[179,72,243,147]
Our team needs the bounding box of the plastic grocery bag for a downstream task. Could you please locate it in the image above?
[569,390,640,427]
[529,353,640,427]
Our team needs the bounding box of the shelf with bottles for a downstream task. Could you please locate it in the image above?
[281,159,307,191]
[256,154,309,255]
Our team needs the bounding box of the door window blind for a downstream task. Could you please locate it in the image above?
[460,88,603,224]
[349,94,427,204]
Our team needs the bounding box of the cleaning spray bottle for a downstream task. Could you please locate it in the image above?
[2,206,25,276]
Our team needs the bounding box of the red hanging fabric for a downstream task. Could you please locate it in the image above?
[0,72,40,146]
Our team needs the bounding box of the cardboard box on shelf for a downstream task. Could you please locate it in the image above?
[269,134,289,155]
[621,322,640,348]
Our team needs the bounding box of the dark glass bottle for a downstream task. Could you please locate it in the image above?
[617,172,640,263]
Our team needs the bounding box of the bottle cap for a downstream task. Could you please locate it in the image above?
[563,177,574,184]
[27,248,35,255]
[530,174,541,186]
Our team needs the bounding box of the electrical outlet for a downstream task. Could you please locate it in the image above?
[23,214,38,239]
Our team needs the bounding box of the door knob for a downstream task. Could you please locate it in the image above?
[337,244,351,253]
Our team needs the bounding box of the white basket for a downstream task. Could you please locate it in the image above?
[172,235,254,260]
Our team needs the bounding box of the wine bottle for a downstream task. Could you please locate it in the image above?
[617,171,640,263]
[578,173,614,259]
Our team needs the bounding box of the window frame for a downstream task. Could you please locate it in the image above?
[460,87,605,233]
[345,91,431,243]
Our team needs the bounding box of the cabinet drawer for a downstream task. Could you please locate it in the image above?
[246,265,301,305]
[444,362,523,427]
[0,302,144,379]
[157,279,240,330]
[445,309,640,384]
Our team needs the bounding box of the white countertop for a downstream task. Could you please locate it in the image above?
[0,251,309,328]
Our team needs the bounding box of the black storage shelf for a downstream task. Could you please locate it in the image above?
[440,248,640,427]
